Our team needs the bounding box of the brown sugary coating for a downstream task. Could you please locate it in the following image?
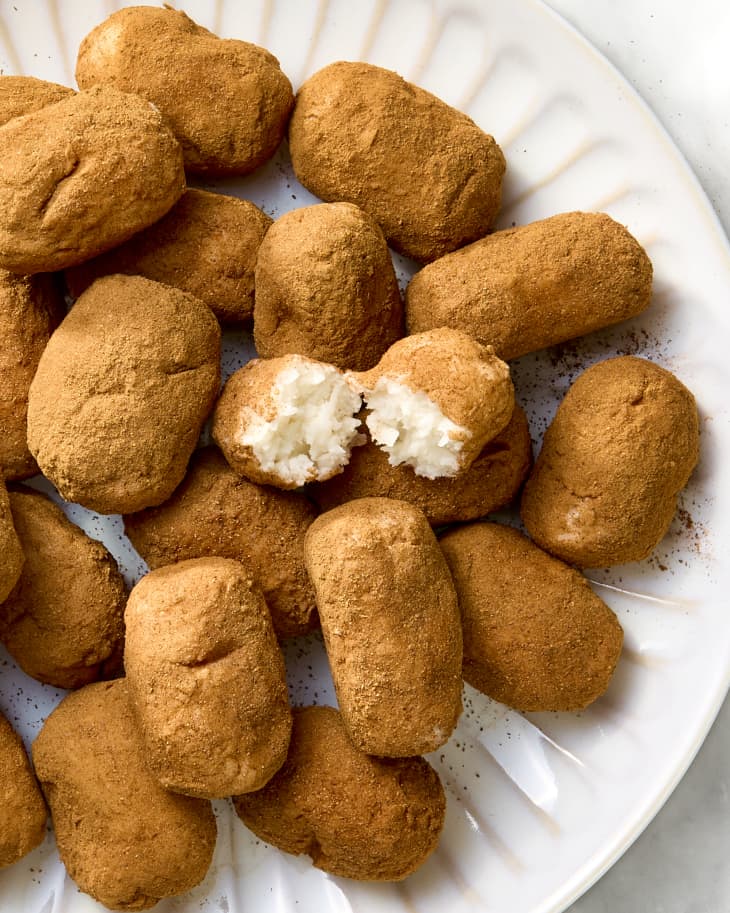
[351,328,515,473]
[304,498,462,756]
[406,212,653,360]
[32,679,216,911]
[288,61,505,263]
[27,275,221,514]
[309,404,532,525]
[76,6,294,175]
[0,75,74,125]
[65,188,272,324]
[234,706,445,881]
[124,558,291,799]
[0,269,65,480]
[0,711,47,868]
[253,202,403,370]
[521,356,700,566]
[124,447,317,638]
[0,478,23,605]
[1,488,126,690]
[0,85,185,274]
[439,523,624,711]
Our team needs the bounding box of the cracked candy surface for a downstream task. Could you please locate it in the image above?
[212,354,361,490]
[27,274,220,514]
[350,328,514,478]
[309,403,532,525]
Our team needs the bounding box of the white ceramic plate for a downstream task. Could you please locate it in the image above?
[1,1,729,912]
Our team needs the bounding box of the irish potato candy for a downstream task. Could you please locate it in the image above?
[33,680,216,911]
[289,61,505,262]
[76,5,293,175]
[0,85,185,274]
[350,328,514,479]
[440,523,623,711]
[1,487,126,690]
[27,275,221,515]
[406,211,653,359]
[212,354,362,490]
[253,202,403,370]
[0,269,65,480]
[124,558,291,799]
[305,498,462,757]
[521,356,700,566]
[124,447,318,639]
[235,706,445,881]
[66,188,272,324]
[0,712,46,869]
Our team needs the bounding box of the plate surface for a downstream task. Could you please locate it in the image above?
[1,1,729,912]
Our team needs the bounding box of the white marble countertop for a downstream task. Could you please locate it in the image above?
[542,5,730,910]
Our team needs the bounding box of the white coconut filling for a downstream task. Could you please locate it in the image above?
[238,361,363,486]
[363,377,469,479]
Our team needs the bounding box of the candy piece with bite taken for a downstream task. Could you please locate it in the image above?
[212,354,363,490]
[349,328,514,479]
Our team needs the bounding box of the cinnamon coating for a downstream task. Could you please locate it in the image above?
[0,269,65,480]
[253,202,403,370]
[289,61,505,262]
[0,712,47,869]
[32,679,216,911]
[234,706,445,881]
[27,275,221,514]
[1,487,126,690]
[440,522,623,711]
[0,478,23,605]
[304,498,462,757]
[76,6,293,175]
[309,404,532,525]
[521,356,700,566]
[0,85,185,274]
[124,558,291,799]
[124,447,318,639]
[65,189,272,323]
[406,211,653,359]
[0,75,73,125]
